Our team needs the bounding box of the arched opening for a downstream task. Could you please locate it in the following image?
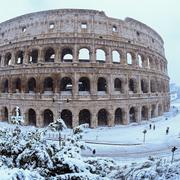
[158,104,163,116]
[114,78,122,92]
[112,50,120,63]
[127,52,132,65]
[29,49,38,63]
[60,77,72,93]
[96,49,106,62]
[141,106,148,120]
[28,109,36,126]
[44,109,53,126]
[115,108,123,125]
[4,53,12,66]
[138,54,143,67]
[141,79,148,93]
[149,57,154,69]
[61,109,72,128]
[15,51,24,64]
[79,48,90,62]
[13,78,21,93]
[27,78,36,93]
[61,48,73,62]
[43,77,53,92]
[129,78,137,93]
[2,79,8,93]
[157,80,162,93]
[150,79,156,93]
[151,104,156,118]
[129,107,137,123]
[44,48,55,62]
[78,77,90,92]
[79,109,91,126]
[97,77,107,92]
[98,109,108,126]
[1,107,8,121]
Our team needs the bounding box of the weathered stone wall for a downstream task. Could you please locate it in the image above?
[0,9,170,128]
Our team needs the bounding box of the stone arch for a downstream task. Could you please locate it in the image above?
[43,77,53,92]
[98,108,108,126]
[13,78,21,93]
[137,54,145,67]
[141,79,148,93]
[27,77,36,93]
[61,48,73,62]
[141,106,148,120]
[150,79,156,93]
[4,52,12,66]
[61,109,72,128]
[112,50,120,63]
[158,104,163,116]
[15,50,24,64]
[44,109,53,126]
[96,49,106,62]
[114,108,124,125]
[44,47,55,62]
[151,104,156,118]
[114,78,122,92]
[1,106,8,121]
[129,107,137,123]
[28,49,38,63]
[129,78,137,93]
[2,79,8,93]
[127,52,133,65]
[60,77,72,92]
[78,48,90,61]
[28,108,36,126]
[97,77,107,92]
[78,77,90,92]
[148,57,154,69]
[79,109,91,126]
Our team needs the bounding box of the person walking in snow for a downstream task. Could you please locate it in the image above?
[149,124,152,129]
[92,149,96,156]
[166,127,169,135]
[153,124,155,130]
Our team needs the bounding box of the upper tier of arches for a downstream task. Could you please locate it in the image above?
[0,46,167,74]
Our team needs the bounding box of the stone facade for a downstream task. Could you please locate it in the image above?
[0,9,170,128]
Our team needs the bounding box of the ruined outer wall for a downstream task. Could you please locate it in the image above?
[0,9,170,127]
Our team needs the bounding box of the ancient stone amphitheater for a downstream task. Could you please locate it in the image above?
[0,9,170,128]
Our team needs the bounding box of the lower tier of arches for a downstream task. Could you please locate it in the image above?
[0,98,170,128]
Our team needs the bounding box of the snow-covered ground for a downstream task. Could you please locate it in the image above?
[0,100,180,179]
[81,101,180,163]
[0,100,180,164]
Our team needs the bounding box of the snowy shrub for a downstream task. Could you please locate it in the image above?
[48,118,67,132]
[0,126,118,179]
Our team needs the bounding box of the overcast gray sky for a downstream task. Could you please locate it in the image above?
[0,0,179,85]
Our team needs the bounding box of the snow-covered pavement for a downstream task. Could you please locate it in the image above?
[82,101,180,162]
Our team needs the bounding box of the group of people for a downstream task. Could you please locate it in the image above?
[149,124,156,130]
[149,123,170,135]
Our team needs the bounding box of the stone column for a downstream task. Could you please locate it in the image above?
[72,111,79,128]
[137,106,141,123]
[148,105,152,119]
[72,73,78,98]
[55,47,60,63]
[73,45,78,63]
[123,109,128,125]
[121,50,127,65]
[108,110,114,127]
[1,54,5,67]
[11,51,15,65]
[24,48,29,64]
[36,112,44,127]
[91,75,97,96]
[91,110,98,128]
[38,48,44,63]
[106,48,112,64]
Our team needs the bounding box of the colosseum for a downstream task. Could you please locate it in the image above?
[0,9,170,128]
